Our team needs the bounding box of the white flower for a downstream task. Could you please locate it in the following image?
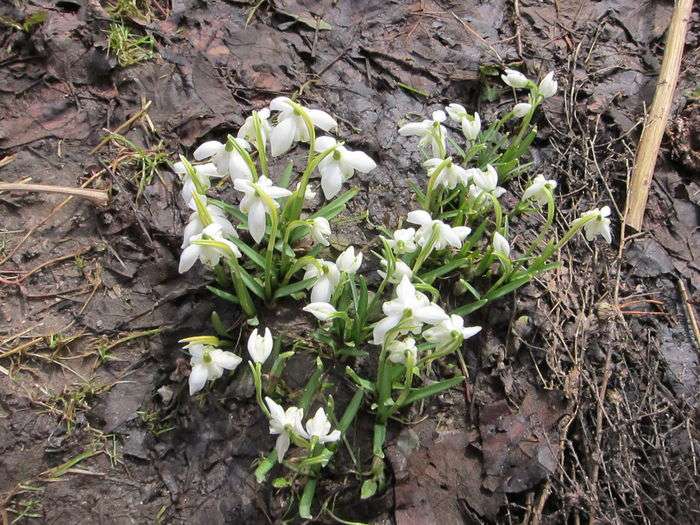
[386,228,417,255]
[424,158,470,190]
[234,176,292,244]
[172,161,222,204]
[501,68,529,88]
[179,223,241,274]
[182,197,237,248]
[314,136,376,199]
[336,246,363,273]
[423,314,481,348]
[387,337,418,364]
[469,165,506,200]
[445,103,481,141]
[310,217,331,246]
[300,407,341,444]
[512,103,532,118]
[193,139,252,181]
[371,275,448,345]
[378,258,413,284]
[265,397,305,461]
[539,72,557,99]
[406,210,471,250]
[247,327,273,364]
[492,232,511,257]
[303,302,338,321]
[268,97,337,156]
[238,108,272,144]
[579,206,612,243]
[303,260,341,303]
[522,175,557,205]
[398,110,447,157]
[301,183,317,201]
[187,343,242,395]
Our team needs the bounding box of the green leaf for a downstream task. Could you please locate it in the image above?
[209,198,247,224]
[338,389,364,433]
[398,376,464,407]
[238,267,265,299]
[453,298,488,316]
[419,257,471,284]
[206,286,240,304]
[210,311,228,336]
[345,366,375,393]
[278,161,294,188]
[311,188,358,220]
[300,364,324,413]
[229,237,266,269]
[484,275,530,301]
[360,479,377,500]
[272,477,291,488]
[254,451,277,483]
[272,277,315,300]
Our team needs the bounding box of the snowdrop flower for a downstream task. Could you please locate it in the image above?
[398,110,447,157]
[445,103,481,141]
[248,327,273,364]
[386,228,417,255]
[501,68,529,89]
[314,136,377,199]
[310,217,331,246]
[182,196,237,248]
[423,314,481,348]
[539,72,557,99]
[469,165,506,200]
[301,407,341,444]
[387,337,418,365]
[299,183,317,201]
[492,232,511,257]
[179,223,241,274]
[268,97,337,156]
[336,246,362,273]
[265,397,305,461]
[378,258,413,284]
[234,176,292,244]
[187,343,242,395]
[522,175,557,205]
[303,302,338,321]
[407,210,471,250]
[238,108,272,144]
[172,161,221,204]
[424,158,470,190]
[372,275,448,345]
[303,259,340,303]
[193,138,252,181]
[512,103,532,118]
[578,206,612,243]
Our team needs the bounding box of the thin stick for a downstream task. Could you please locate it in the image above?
[624,0,693,231]
[89,100,152,155]
[677,277,700,352]
[0,183,109,206]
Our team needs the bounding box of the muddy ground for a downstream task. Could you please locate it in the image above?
[1,0,699,523]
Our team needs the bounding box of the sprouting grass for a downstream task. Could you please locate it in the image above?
[107,23,155,67]
[106,132,168,201]
[107,0,152,23]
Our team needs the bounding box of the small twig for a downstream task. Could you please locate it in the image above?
[0,183,109,206]
[90,100,153,155]
[624,0,693,230]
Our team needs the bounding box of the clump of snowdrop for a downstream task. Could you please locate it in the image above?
[172,73,616,515]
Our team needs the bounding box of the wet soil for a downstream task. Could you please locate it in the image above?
[1,1,698,524]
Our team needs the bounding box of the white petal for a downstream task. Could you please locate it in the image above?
[269,97,293,112]
[320,163,344,200]
[311,278,332,303]
[212,350,242,370]
[307,109,337,131]
[415,304,448,324]
[406,210,432,227]
[275,433,290,461]
[193,141,224,161]
[398,121,430,137]
[314,135,338,152]
[178,245,201,273]
[342,150,376,173]
[189,363,209,395]
[270,117,297,157]
[372,315,402,345]
[248,199,267,244]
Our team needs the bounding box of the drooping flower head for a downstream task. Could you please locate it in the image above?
[539,72,558,99]
[492,232,511,257]
[501,68,529,89]
[238,108,272,144]
[423,314,481,348]
[424,157,470,190]
[193,138,252,181]
[186,342,242,395]
[314,136,376,199]
[387,337,418,364]
[310,217,331,246]
[300,407,341,444]
[265,397,305,461]
[398,110,447,157]
[336,246,363,274]
[268,97,337,156]
[248,327,273,364]
[303,302,338,321]
[406,210,471,250]
[469,165,506,200]
[303,259,341,303]
[179,223,241,274]
[522,175,557,205]
[172,160,221,204]
[577,206,612,243]
[234,176,292,244]
[445,103,481,141]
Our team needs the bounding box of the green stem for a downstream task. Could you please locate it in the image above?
[412,226,439,274]
[250,362,270,417]
[227,257,256,317]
